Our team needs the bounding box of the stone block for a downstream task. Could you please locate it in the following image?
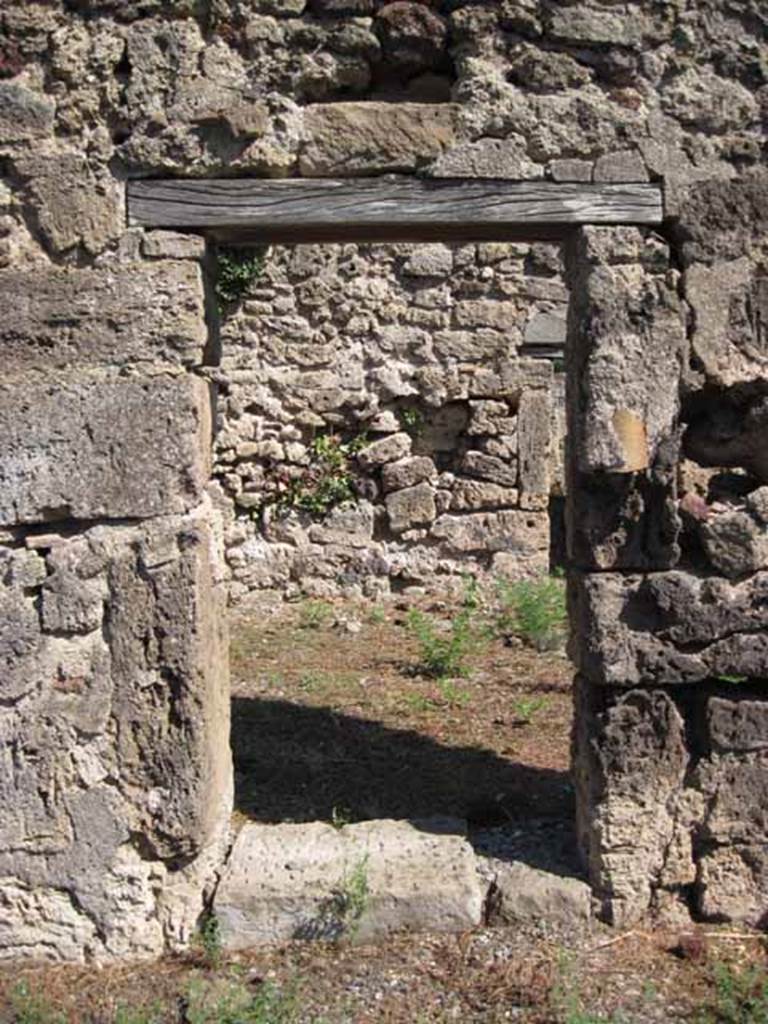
[433,330,508,361]
[699,501,768,578]
[548,5,643,46]
[429,137,543,180]
[454,299,518,331]
[0,262,207,370]
[483,859,592,929]
[0,82,54,143]
[299,103,459,176]
[431,510,548,560]
[523,310,567,348]
[465,359,552,399]
[402,244,453,277]
[708,697,768,754]
[549,158,593,182]
[572,571,768,686]
[143,230,207,260]
[460,450,518,488]
[593,150,649,184]
[357,432,412,470]
[386,482,437,532]
[572,680,693,927]
[0,508,232,960]
[381,456,437,493]
[517,389,552,508]
[684,258,768,389]
[566,227,687,476]
[12,150,123,255]
[696,845,768,927]
[449,479,519,512]
[671,179,768,268]
[0,373,212,526]
[215,819,484,948]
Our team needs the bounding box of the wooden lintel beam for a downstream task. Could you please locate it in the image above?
[127,177,663,243]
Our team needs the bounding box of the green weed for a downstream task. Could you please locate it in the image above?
[436,678,471,708]
[407,578,484,679]
[496,571,567,651]
[298,600,333,630]
[272,433,367,520]
[195,910,223,968]
[185,974,298,1024]
[697,961,768,1024]
[334,856,370,938]
[216,246,267,306]
[9,982,67,1024]
[511,696,548,723]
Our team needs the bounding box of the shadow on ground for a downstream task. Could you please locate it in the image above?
[231,696,575,871]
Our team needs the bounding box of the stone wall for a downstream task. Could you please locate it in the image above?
[0,0,766,960]
[213,240,566,602]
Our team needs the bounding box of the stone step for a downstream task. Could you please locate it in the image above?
[215,818,484,950]
[214,817,593,950]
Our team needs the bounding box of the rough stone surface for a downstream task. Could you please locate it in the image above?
[215,819,484,948]
[0,263,208,370]
[299,103,459,176]
[0,507,232,961]
[0,373,211,526]
[572,571,768,686]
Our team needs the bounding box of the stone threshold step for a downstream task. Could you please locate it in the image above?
[214,818,592,950]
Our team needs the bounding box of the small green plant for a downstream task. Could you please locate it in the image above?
[331,804,353,830]
[697,961,768,1024]
[436,678,471,708]
[195,909,223,968]
[9,982,67,1024]
[334,856,369,938]
[215,245,267,305]
[399,406,425,439]
[185,973,298,1024]
[271,432,367,520]
[368,604,386,626]
[404,692,437,713]
[716,674,749,685]
[511,695,548,723]
[497,571,567,651]
[407,579,484,679]
[298,599,333,630]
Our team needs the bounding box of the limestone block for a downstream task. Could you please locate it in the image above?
[566,227,687,476]
[357,432,412,470]
[572,571,768,686]
[449,479,519,512]
[465,359,552,399]
[524,310,567,348]
[684,258,768,388]
[0,373,212,526]
[593,150,649,184]
[460,451,518,488]
[0,262,207,370]
[143,231,207,260]
[0,82,55,143]
[696,845,768,927]
[518,389,552,509]
[431,510,548,559]
[572,680,693,926]
[548,5,644,46]
[386,482,437,533]
[215,819,484,948]
[454,300,518,332]
[299,102,459,176]
[0,508,232,961]
[429,137,543,180]
[308,501,375,547]
[549,158,593,182]
[12,151,123,255]
[402,244,452,278]
[381,456,437,493]
[433,330,508,361]
[483,859,592,929]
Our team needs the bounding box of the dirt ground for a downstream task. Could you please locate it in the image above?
[2,595,767,1023]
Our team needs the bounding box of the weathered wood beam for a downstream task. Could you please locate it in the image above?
[127,177,663,243]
